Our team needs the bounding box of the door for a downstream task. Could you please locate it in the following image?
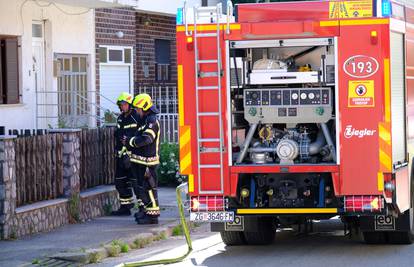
[98,46,133,122]
[56,55,89,128]
[99,65,131,113]
[32,22,46,128]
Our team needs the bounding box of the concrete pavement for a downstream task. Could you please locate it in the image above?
[0,187,182,267]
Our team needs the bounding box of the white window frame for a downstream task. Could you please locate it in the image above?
[99,45,134,93]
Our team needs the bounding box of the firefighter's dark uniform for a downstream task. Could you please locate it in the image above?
[128,109,161,224]
[113,109,141,214]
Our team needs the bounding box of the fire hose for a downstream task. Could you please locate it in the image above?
[117,183,193,267]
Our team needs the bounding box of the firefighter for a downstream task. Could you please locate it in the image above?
[112,92,141,216]
[123,93,161,224]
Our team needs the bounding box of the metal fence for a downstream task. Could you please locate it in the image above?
[138,86,178,143]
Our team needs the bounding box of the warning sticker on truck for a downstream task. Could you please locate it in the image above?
[348,80,375,107]
[329,0,373,19]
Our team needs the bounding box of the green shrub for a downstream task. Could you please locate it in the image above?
[104,110,118,124]
[120,243,129,253]
[68,193,80,223]
[157,143,186,186]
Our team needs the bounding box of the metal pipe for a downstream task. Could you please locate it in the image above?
[248,147,275,153]
[309,130,326,155]
[321,123,336,160]
[236,123,258,163]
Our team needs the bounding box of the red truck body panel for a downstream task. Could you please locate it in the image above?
[177,0,414,213]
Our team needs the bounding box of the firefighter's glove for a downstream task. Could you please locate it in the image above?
[144,168,156,188]
[121,135,128,145]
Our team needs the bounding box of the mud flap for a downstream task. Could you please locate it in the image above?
[359,212,410,232]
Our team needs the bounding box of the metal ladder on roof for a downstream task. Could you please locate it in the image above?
[193,3,224,194]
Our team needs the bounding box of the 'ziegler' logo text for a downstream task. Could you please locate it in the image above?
[344,125,376,139]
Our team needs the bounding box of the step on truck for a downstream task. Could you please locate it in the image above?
[176,0,414,245]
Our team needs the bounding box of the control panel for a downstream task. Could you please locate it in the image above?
[244,88,332,124]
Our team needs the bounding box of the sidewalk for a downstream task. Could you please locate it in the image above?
[0,187,181,267]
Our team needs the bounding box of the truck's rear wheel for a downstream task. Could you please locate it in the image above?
[220,231,246,246]
[244,217,275,245]
[362,232,387,244]
[387,231,413,244]
[387,207,414,244]
[387,168,414,245]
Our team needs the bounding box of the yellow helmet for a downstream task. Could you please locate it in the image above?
[133,93,153,111]
[117,92,133,105]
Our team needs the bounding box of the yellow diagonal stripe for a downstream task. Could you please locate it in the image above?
[178,65,184,126]
[180,152,192,173]
[379,149,392,171]
[379,125,391,145]
[384,59,391,123]
[377,172,384,191]
[180,128,191,150]
[188,174,194,193]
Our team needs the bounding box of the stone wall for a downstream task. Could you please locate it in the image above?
[62,131,81,197]
[11,200,69,238]
[0,137,17,239]
[80,186,120,221]
[0,132,120,239]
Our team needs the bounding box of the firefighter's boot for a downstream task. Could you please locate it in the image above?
[134,205,146,221]
[136,214,158,225]
[111,204,133,216]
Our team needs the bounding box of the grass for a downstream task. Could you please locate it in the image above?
[120,243,129,253]
[31,259,40,265]
[107,244,120,257]
[134,236,154,249]
[172,225,184,236]
[89,252,100,264]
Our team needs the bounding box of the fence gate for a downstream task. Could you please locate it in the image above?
[138,86,178,143]
[56,54,89,128]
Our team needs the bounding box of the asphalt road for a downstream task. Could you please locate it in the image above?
[92,219,414,267]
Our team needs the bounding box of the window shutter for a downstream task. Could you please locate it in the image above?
[5,39,19,104]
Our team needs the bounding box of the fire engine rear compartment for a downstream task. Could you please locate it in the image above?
[226,37,339,211]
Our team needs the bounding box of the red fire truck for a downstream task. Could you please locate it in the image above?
[176,0,414,245]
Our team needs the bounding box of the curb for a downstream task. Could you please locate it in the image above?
[44,220,181,265]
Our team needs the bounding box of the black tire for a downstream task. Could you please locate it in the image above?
[387,231,413,244]
[244,218,276,245]
[362,232,387,244]
[220,231,246,246]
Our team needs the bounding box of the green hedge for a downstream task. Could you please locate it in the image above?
[157,143,186,186]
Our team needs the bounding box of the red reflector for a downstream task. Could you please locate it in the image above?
[191,196,225,212]
[344,195,384,212]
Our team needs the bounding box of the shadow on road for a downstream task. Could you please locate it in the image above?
[196,219,413,267]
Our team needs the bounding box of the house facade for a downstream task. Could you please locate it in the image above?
[95,0,224,116]
[0,0,137,134]
[0,0,223,134]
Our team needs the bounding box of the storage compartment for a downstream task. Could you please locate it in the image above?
[228,38,337,165]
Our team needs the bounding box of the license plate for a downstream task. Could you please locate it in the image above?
[190,211,234,222]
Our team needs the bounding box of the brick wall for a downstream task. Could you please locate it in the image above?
[95,8,137,108]
[95,9,178,102]
[135,13,177,91]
